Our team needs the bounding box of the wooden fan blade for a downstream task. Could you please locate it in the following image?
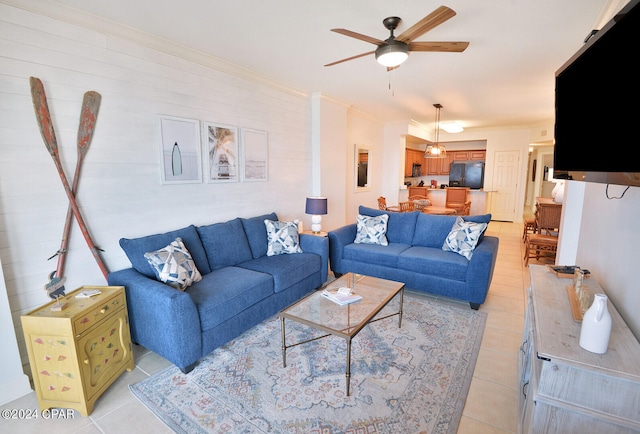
[324,51,376,67]
[330,28,384,45]
[409,41,469,52]
[386,65,401,72]
[396,6,456,43]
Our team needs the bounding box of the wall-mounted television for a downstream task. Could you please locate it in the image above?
[554,0,640,186]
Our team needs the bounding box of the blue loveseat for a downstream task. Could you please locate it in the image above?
[107,212,328,373]
[328,206,499,309]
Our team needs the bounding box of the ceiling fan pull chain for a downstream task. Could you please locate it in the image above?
[389,70,395,96]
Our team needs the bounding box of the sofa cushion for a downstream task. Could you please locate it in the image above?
[412,213,492,248]
[265,219,302,256]
[343,242,411,268]
[119,225,211,279]
[143,237,202,290]
[197,218,253,270]
[398,246,470,281]
[241,212,278,258]
[442,216,488,260]
[354,214,389,246]
[186,266,273,332]
[239,252,320,293]
[358,206,418,244]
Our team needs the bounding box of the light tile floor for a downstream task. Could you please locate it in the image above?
[3,221,538,434]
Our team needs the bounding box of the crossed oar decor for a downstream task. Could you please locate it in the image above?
[29,77,108,306]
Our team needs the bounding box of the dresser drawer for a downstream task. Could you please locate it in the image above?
[73,292,126,335]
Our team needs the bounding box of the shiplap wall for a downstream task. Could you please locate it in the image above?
[0,4,313,365]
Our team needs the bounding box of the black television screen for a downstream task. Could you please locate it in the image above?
[554,0,640,184]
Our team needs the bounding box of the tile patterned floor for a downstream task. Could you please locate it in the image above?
[3,221,536,434]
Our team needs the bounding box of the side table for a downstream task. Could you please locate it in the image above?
[21,285,134,416]
[301,230,328,237]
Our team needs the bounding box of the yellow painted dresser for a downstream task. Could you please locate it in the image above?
[21,286,134,416]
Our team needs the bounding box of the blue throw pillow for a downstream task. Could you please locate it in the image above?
[119,225,211,278]
[442,216,488,260]
[264,219,302,256]
[354,214,389,246]
[144,237,202,290]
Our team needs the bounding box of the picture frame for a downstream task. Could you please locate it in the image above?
[204,122,239,183]
[241,128,268,182]
[158,115,202,184]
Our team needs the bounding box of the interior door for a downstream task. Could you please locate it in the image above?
[489,150,520,221]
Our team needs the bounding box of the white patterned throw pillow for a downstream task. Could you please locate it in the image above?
[354,213,389,246]
[265,219,302,256]
[442,216,488,260]
[144,237,202,290]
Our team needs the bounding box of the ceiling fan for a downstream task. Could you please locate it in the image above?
[325,5,469,69]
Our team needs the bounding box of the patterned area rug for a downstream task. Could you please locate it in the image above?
[130,293,486,434]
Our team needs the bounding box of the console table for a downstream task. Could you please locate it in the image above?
[519,265,640,433]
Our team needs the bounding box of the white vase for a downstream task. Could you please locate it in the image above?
[579,293,612,354]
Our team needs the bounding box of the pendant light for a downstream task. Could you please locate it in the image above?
[424,103,447,158]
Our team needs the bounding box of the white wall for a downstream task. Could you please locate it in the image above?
[0,3,314,370]
[568,183,640,339]
[346,110,384,224]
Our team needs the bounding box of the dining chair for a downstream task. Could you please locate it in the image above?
[377,196,400,212]
[445,187,471,216]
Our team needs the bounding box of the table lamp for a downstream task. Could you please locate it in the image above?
[305,197,327,233]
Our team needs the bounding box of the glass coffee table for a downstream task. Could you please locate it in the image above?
[280,273,405,396]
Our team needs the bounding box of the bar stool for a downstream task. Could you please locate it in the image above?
[524,234,558,266]
[522,217,536,241]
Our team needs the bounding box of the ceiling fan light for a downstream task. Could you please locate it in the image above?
[375,41,409,67]
[440,121,464,133]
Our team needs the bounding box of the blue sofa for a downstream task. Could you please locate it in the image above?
[329,206,499,309]
[107,212,328,373]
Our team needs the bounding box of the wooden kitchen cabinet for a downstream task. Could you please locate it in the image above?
[404,148,424,176]
[21,286,134,416]
[405,149,486,177]
[469,150,486,160]
[519,265,640,433]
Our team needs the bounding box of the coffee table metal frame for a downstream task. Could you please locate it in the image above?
[279,273,405,396]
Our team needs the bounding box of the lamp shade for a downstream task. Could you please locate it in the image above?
[305,197,327,215]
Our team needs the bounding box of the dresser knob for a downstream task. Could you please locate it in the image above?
[83,359,89,365]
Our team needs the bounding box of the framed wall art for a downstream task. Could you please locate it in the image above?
[241,128,268,182]
[158,115,202,184]
[205,122,239,183]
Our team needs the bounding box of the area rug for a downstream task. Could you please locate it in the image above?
[130,293,486,434]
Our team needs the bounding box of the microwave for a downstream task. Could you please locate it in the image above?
[412,163,422,177]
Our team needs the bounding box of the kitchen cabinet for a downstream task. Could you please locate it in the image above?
[469,150,486,160]
[21,286,134,416]
[426,155,451,175]
[404,148,425,176]
[519,265,640,433]
[405,149,485,177]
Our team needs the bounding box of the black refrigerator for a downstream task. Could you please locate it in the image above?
[449,162,485,189]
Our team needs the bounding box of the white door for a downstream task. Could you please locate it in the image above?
[489,150,520,221]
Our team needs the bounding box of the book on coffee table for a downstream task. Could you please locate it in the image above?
[321,288,362,305]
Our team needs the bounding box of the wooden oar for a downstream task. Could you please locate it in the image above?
[29,77,109,281]
[52,91,102,283]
